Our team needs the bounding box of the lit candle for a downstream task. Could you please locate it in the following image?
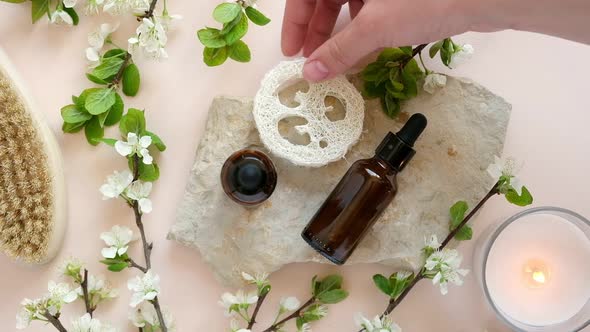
[481,208,590,329]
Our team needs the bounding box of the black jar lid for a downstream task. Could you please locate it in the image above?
[220,148,277,206]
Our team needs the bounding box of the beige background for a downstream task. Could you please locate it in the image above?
[1,1,590,331]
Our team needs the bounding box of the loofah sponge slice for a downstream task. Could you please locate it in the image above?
[0,48,66,264]
[253,59,364,167]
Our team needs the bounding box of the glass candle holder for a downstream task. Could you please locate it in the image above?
[474,206,590,332]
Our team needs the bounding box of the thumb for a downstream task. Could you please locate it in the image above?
[303,15,380,82]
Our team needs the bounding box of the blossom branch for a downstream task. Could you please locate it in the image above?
[128,257,148,273]
[262,297,315,332]
[108,52,132,88]
[43,312,68,332]
[357,182,501,332]
[80,269,95,317]
[139,0,159,19]
[246,291,269,329]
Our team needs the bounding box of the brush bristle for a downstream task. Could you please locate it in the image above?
[0,70,54,263]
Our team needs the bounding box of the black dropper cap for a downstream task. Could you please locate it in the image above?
[375,113,427,172]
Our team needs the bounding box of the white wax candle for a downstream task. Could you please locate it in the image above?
[486,213,590,326]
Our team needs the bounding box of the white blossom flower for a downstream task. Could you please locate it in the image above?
[298,323,312,332]
[47,281,78,315]
[241,0,257,7]
[100,225,135,259]
[128,270,161,307]
[424,234,441,250]
[99,170,133,200]
[75,275,118,303]
[128,18,168,60]
[158,11,182,31]
[230,319,251,332]
[58,257,84,280]
[280,296,300,311]
[354,313,402,332]
[129,302,175,331]
[126,181,153,214]
[487,156,524,195]
[115,133,153,165]
[84,0,105,15]
[88,23,119,50]
[449,44,474,68]
[423,73,447,94]
[424,248,469,295]
[70,313,104,332]
[16,298,45,329]
[102,0,130,15]
[219,290,258,316]
[241,271,269,287]
[50,10,74,25]
[63,0,77,8]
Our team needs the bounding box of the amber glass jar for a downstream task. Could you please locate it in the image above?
[220,147,277,206]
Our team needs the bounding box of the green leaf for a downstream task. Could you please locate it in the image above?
[85,88,116,115]
[429,40,443,58]
[317,289,348,304]
[318,275,342,294]
[372,274,392,296]
[259,284,271,296]
[203,46,229,67]
[454,225,473,241]
[389,272,413,298]
[362,81,385,99]
[400,46,413,56]
[361,62,386,82]
[403,58,424,79]
[505,186,533,206]
[31,0,49,23]
[86,73,108,85]
[107,262,128,272]
[75,89,92,111]
[63,7,79,25]
[245,6,271,26]
[1,0,27,3]
[103,48,127,59]
[91,56,124,80]
[97,138,117,146]
[311,275,320,296]
[382,94,400,118]
[213,2,242,23]
[122,63,141,97]
[197,28,227,48]
[84,117,104,146]
[296,317,305,330]
[378,48,408,62]
[401,70,418,99]
[228,40,251,62]
[104,93,124,126]
[137,162,160,182]
[62,121,85,133]
[119,108,146,135]
[224,13,248,45]
[145,130,166,151]
[449,201,469,229]
[61,104,92,123]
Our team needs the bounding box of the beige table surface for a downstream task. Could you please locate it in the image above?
[1,1,590,331]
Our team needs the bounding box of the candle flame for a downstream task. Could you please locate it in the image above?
[532,270,546,284]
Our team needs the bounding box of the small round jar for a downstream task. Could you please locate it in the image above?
[220,147,277,206]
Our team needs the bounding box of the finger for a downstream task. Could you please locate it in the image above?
[281,0,317,56]
[349,0,363,19]
[302,0,346,57]
[303,13,379,82]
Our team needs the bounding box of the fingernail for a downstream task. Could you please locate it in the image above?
[304,60,330,82]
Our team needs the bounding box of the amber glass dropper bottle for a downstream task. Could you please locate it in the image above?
[301,113,428,265]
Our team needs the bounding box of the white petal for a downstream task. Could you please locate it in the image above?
[85,47,100,62]
[101,247,117,259]
[115,141,133,156]
[139,135,152,148]
[511,177,523,195]
[127,132,139,144]
[138,198,152,214]
[140,149,153,165]
[117,246,129,256]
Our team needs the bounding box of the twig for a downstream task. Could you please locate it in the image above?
[108,52,132,88]
[130,155,167,332]
[128,257,148,273]
[357,181,501,331]
[246,292,269,329]
[43,312,68,332]
[262,297,316,332]
[139,0,159,19]
[411,44,428,57]
[80,269,95,317]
